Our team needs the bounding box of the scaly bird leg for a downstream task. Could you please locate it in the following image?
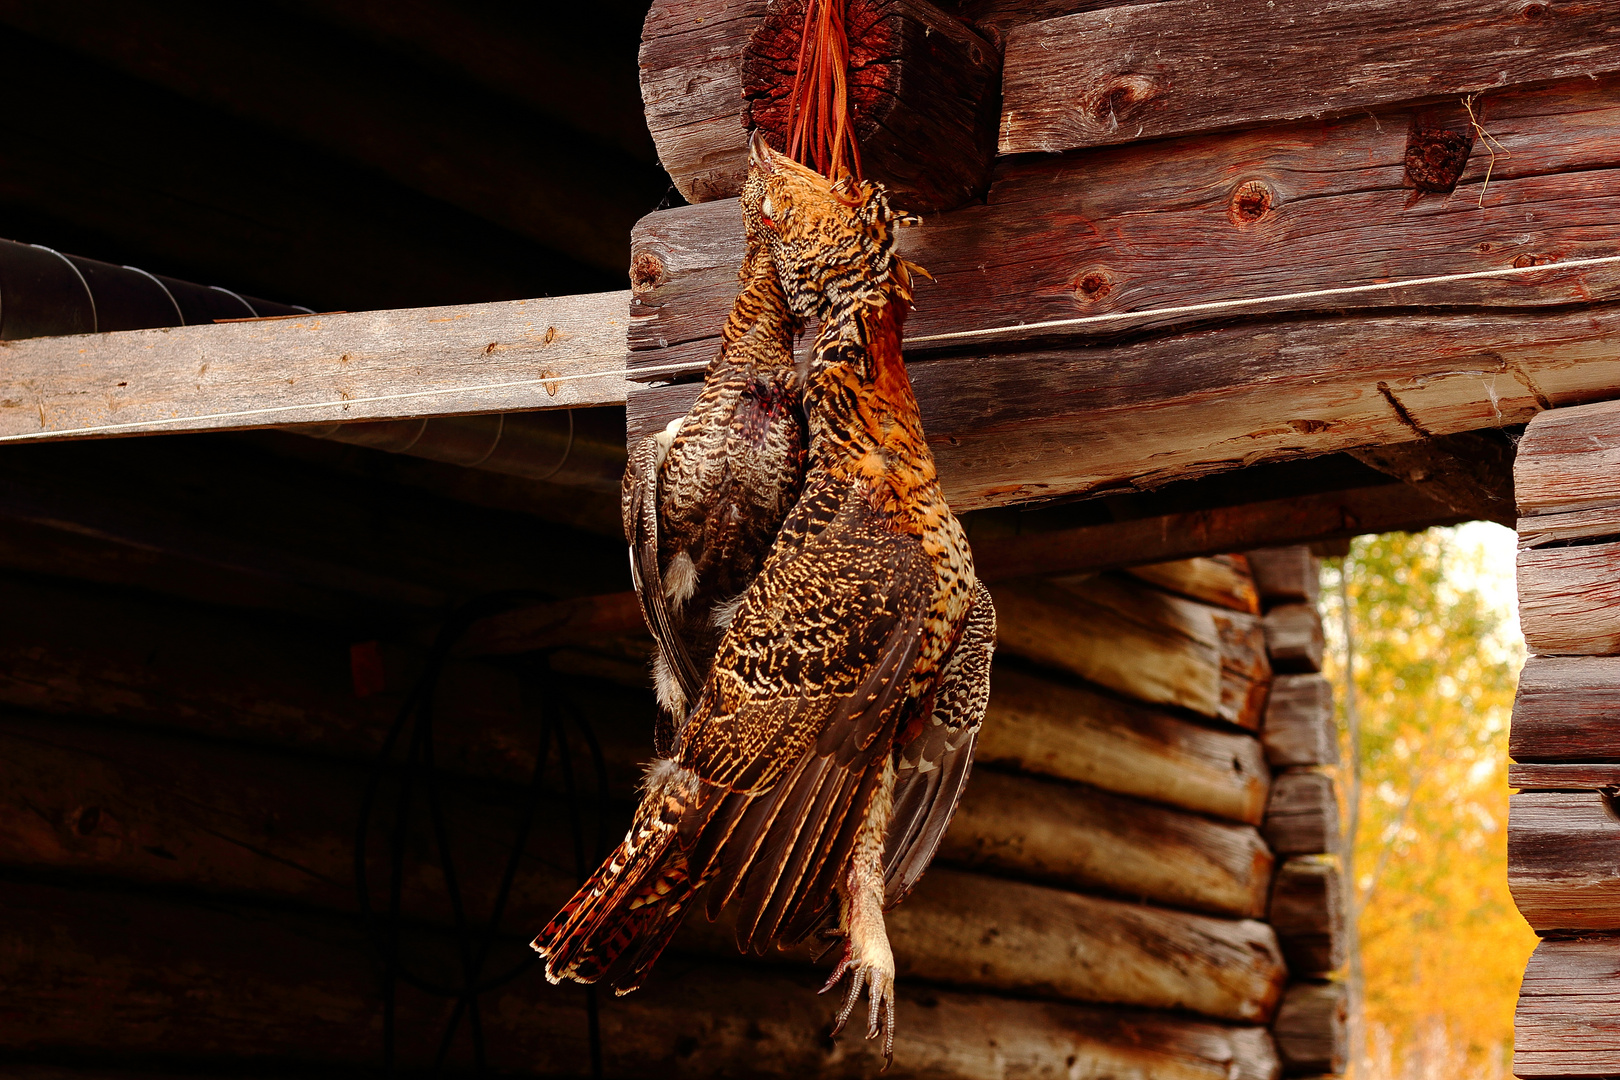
[821,757,896,1066]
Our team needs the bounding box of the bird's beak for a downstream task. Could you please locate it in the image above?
[749,129,776,173]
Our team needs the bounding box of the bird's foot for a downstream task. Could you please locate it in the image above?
[819,928,896,1067]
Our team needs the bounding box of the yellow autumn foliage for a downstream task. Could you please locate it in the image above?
[1320,526,1537,1080]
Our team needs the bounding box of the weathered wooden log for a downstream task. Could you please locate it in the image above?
[892,869,1287,1023]
[1272,981,1348,1077]
[994,574,1270,728]
[1264,604,1326,674]
[998,0,1620,155]
[1264,772,1341,857]
[1246,548,1321,609]
[1516,935,1620,1079]
[1515,398,1620,519]
[1518,540,1620,656]
[0,574,656,790]
[1269,857,1346,977]
[958,0,1144,35]
[1125,555,1260,615]
[1511,764,1620,791]
[1262,675,1338,769]
[457,590,648,657]
[640,0,997,211]
[0,878,1284,1079]
[942,768,1273,918]
[1348,430,1518,527]
[629,75,1620,374]
[1509,792,1620,933]
[976,666,1271,824]
[1511,656,1620,762]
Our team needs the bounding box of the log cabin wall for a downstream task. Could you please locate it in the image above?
[1509,399,1620,1080]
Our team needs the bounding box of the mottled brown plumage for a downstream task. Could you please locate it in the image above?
[535,138,993,1065]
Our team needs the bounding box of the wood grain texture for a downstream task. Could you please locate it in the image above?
[1516,935,1620,1078]
[1263,675,1339,770]
[1245,548,1320,609]
[1516,398,1620,518]
[1272,981,1348,1077]
[1511,656,1620,762]
[0,878,1283,1079]
[942,768,1275,918]
[1509,791,1620,932]
[1519,540,1620,655]
[976,666,1272,825]
[630,74,1620,373]
[999,0,1620,154]
[1512,764,1620,790]
[1348,430,1518,526]
[0,293,631,443]
[1264,772,1341,857]
[1264,604,1326,674]
[893,869,1287,1023]
[994,574,1270,728]
[1269,857,1346,977]
[1126,555,1261,615]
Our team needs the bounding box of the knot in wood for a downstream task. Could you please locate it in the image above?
[1072,267,1116,304]
[1514,253,1556,269]
[1517,1,1550,22]
[1404,129,1473,193]
[630,251,667,293]
[1227,180,1274,227]
[1085,75,1160,129]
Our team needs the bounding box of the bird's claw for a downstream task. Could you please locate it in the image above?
[820,941,896,1068]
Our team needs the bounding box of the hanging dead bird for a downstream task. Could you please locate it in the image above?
[535,137,994,1066]
[623,159,808,757]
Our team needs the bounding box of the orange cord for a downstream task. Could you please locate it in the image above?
[783,0,861,181]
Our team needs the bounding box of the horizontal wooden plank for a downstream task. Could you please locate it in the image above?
[0,878,1282,1079]
[1515,393,1620,518]
[943,768,1274,918]
[1519,540,1620,655]
[1272,981,1348,1077]
[1512,764,1620,790]
[1246,548,1321,609]
[1509,792,1620,932]
[976,666,1271,825]
[1265,604,1325,674]
[1512,656,1620,762]
[630,75,1620,371]
[1263,675,1338,770]
[0,293,632,443]
[1516,935,1620,1078]
[1264,771,1341,857]
[1269,857,1346,977]
[1125,555,1261,615]
[999,0,1620,155]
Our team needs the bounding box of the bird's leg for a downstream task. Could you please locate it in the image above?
[821,756,896,1066]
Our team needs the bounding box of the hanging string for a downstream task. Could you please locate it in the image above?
[7,252,1620,444]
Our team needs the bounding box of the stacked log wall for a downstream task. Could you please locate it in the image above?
[1509,399,1620,1079]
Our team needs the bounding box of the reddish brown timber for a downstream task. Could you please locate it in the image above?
[1265,604,1326,674]
[1511,764,1620,790]
[1519,540,1620,655]
[892,869,1287,1023]
[1511,657,1620,762]
[942,768,1274,918]
[1265,771,1341,857]
[0,294,632,444]
[1245,548,1320,609]
[1349,430,1518,526]
[0,878,1283,1078]
[1516,399,1620,518]
[1263,675,1339,770]
[1515,935,1620,1078]
[457,591,648,657]
[1126,555,1261,615]
[976,666,1271,825]
[1269,857,1346,977]
[629,74,1620,373]
[640,0,997,211]
[999,0,1620,155]
[1272,981,1348,1077]
[1509,792,1620,932]
[958,0,1153,34]
[994,573,1270,728]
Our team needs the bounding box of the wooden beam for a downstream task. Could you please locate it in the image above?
[943,768,1274,918]
[1269,857,1346,977]
[1263,675,1339,770]
[629,74,1620,373]
[1124,556,1260,615]
[1246,547,1322,609]
[998,0,1620,155]
[1519,540,1620,656]
[0,877,1283,1079]
[1511,764,1620,790]
[1264,604,1326,674]
[1348,430,1517,527]
[0,293,631,443]
[1516,935,1620,1079]
[977,666,1271,825]
[1511,656,1620,762]
[1264,772,1341,857]
[1272,981,1349,1077]
[1510,792,1620,933]
[1516,398,1620,518]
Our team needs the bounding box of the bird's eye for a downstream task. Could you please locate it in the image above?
[760,196,776,228]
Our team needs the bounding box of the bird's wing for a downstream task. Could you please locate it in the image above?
[882,579,996,908]
[624,432,705,731]
[675,478,935,948]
